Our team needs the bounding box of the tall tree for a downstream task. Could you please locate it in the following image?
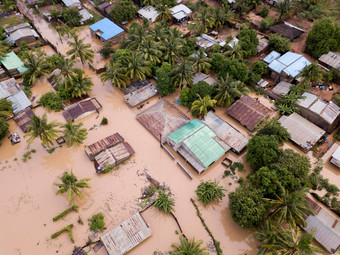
[22,51,50,86]
[101,62,129,88]
[297,63,324,86]
[170,236,208,255]
[153,189,175,214]
[65,69,93,98]
[191,95,216,118]
[264,186,314,227]
[123,22,147,50]
[25,114,61,148]
[156,4,173,22]
[62,120,88,147]
[171,60,194,88]
[214,75,249,107]
[0,41,10,59]
[140,35,163,64]
[277,0,292,20]
[162,36,184,65]
[67,35,94,66]
[53,55,77,85]
[0,99,13,118]
[55,171,91,203]
[189,49,211,73]
[191,8,215,34]
[1,0,16,11]
[224,42,246,60]
[122,52,151,80]
[253,220,278,255]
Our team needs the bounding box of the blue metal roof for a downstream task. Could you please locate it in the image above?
[89,18,124,41]
[263,51,281,64]
[277,52,301,66]
[283,56,311,78]
[268,60,286,74]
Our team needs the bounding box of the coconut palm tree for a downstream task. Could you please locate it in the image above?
[122,22,147,50]
[1,0,16,11]
[195,180,225,207]
[65,69,94,98]
[22,52,50,86]
[172,60,194,88]
[162,36,184,65]
[25,114,61,148]
[67,35,94,66]
[253,220,278,255]
[264,186,315,227]
[122,52,151,80]
[277,0,292,21]
[153,189,175,214]
[53,55,77,84]
[192,8,215,34]
[100,62,129,88]
[264,226,322,255]
[156,4,173,22]
[170,236,208,255]
[140,35,163,64]
[224,42,246,60]
[152,23,166,42]
[54,171,91,204]
[191,95,217,118]
[213,8,227,31]
[142,0,155,6]
[62,120,88,147]
[214,75,249,107]
[297,63,324,86]
[189,49,211,73]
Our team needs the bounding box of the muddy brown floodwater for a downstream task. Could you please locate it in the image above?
[0,66,258,255]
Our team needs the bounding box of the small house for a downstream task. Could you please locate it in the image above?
[0,51,28,77]
[101,212,152,255]
[279,112,326,151]
[62,98,102,121]
[167,119,227,174]
[257,35,269,54]
[226,96,272,131]
[170,4,192,22]
[79,9,93,25]
[330,146,340,168]
[318,51,340,71]
[268,81,293,100]
[85,133,124,160]
[7,90,32,115]
[122,80,158,107]
[13,108,36,132]
[193,73,218,86]
[137,99,190,143]
[5,23,40,46]
[137,6,159,23]
[296,92,340,133]
[269,22,305,41]
[196,34,225,49]
[89,18,124,44]
[201,111,248,154]
[94,142,135,173]
[0,78,20,99]
[62,0,81,8]
[265,51,311,82]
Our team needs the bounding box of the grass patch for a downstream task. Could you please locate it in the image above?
[0,15,29,28]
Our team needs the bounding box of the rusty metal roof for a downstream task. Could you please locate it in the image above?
[226,96,272,131]
[85,133,124,160]
[13,107,35,133]
[62,98,102,121]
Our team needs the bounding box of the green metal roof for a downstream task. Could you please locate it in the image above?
[168,119,204,144]
[0,51,27,73]
[168,119,226,168]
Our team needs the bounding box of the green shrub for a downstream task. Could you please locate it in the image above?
[99,43,115,59]
[252,61,267,76]
[62,8,82,27]
[269,33,291,53]
[195,180,225,206]
[0,118,9,140]
[333,94,340,107]
[89,212,105,232]
[223,170,231,177]
[258,6,269,17]
[39,92,63,111]
[333,131,340,141]
[100,117,108,125]
[260,17,275,32]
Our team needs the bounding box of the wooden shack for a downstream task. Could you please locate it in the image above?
[85,133,124,160]
[13,108,35,132]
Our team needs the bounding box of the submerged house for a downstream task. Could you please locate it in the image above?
[137,99,190,143]
[101,212,152,255]
[297,92,340,133]
[193,73,218,86]
[94,142,135,173]
[304,197,340,254]
[269,22,305,41]
[226,96,272,131]
[0,51,28,77]
[201,112,248,154]
[5,23,40,46]
[279,112,326,151]
[85,133,124,160]
[13,108,36,132]
[167,119,227,174]
[122,80,158,107]
[62,98,102,121]
[264,51,311,82]
[89,18,124,44]
[330,146,340,168]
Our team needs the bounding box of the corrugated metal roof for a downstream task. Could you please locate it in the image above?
[136,99,190,143]
[283,55,311,78]
[297,92,318,108]
[101,212,152,255]
[309,99,327,115]
[89,18,124,41]
[0,51,28,73]
[168,119,204,144]
[272,81,292,96]
[170,4,192,20]
[319,51,340,70]
[124,81,158,107]
[226,96,272,131]
[0,78,20,99]
[10,28,39,42]
[62,0,80,7]
[85,133,124,160]
[332,146,340,161]
[279,113,325,150]
[268,59,286,74]
[5,23,31,34]
[7,90,31,114]
[263,51,281,64]
[321,102,340,125]
[62,98,102,121]
[79,9,93,23]
[13,107,35,132]
[138,6,159,22]
[201,111,248,154]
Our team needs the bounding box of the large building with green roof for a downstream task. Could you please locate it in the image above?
[0,51,27,77]
[167,119,228,174]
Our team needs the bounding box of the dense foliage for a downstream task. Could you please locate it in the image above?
[88,212,105,232]
[195,180,225,206]
[0,98,13,118]
[0,117,9,141]
[110,0,137,23]
[62,8,82,27]
[156,63,175,96]
[268,33,291,53]
[179,81,215,107]
[237,29,259,59]
[153,190,175,214]
[256,119,290,144]
[39,92,63,112]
